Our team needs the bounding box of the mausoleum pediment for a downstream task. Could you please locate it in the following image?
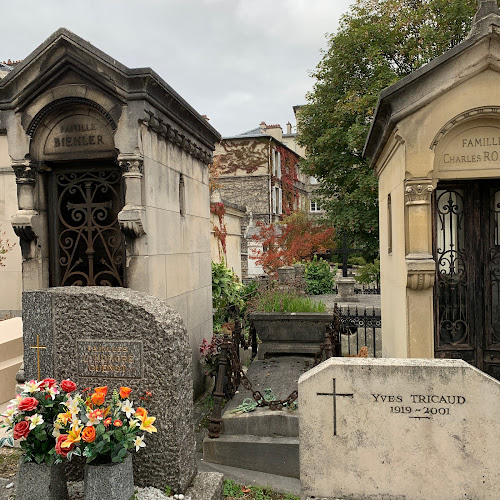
[365,3,500,166]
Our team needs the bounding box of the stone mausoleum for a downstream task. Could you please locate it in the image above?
[0,29,220,395]
[365,1,500,380]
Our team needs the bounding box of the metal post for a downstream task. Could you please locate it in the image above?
[208,334,230,439]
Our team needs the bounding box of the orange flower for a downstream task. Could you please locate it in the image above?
[104,417,112,427]
[62,424,82,448]
[81,426,96,443]
[135,407,147,419]
[94,386,108,396]
[119,387,132,399]
[91,392,105,406]
[113,419,123,427]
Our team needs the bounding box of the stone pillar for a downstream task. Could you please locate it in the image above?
[11,159,46,291]
[336,277,357,301]
[404,179,435,358]
[118,153,146,238]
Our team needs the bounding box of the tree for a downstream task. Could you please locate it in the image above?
[251,211,336,275]
[297,0,477,257]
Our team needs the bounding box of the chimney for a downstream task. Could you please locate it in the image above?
[260,121,267,133]
[265,124,283,142]
[286,122,292,135]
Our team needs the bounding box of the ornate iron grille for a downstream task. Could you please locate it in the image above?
[435,189,469,347]
[51,169,125,287]
[490,190,500,345]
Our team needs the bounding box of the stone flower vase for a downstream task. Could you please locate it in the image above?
[16,460,68,500]
[83,453,134,500]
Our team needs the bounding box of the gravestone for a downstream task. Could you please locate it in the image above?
[299,358,500,500]
[22,287,207,493]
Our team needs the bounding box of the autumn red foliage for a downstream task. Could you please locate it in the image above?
[251,211,336,275]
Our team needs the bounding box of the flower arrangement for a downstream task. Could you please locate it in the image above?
[199,335,223,377]
[0,378,77,464]
[54,385,156,464]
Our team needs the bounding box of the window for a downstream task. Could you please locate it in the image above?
[272,186,282,215]
[310,200,321,212]
[272,187,277,214]
[179,174,185,216]
[387,193,392,254]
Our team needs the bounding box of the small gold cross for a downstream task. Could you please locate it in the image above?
[29,334,46,381]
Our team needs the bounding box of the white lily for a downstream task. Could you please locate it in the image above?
[21,380,43,394]
[120,399,135,419]
[133,434,146,452]
[29,413,44,430]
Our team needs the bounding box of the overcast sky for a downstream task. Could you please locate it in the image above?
[2,0,354,137]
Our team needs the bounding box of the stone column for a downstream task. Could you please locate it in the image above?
[117,153,146,238]
[404,179,435,358]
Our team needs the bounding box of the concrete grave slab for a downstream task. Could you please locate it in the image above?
[299,358,500,500]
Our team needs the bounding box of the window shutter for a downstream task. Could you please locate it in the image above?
[278,187,282,215]
[277,151,281,178]
[272,149,276,176]
[272,187,277,214]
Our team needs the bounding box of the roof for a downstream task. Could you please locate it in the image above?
[0,28,220,147]
[364,1,500,166]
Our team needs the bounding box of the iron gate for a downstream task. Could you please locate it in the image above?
[48,167,125,287]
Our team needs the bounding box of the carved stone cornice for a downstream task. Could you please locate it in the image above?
[118,154,144,176]
[12,160,38,185]
[140,110,213,165]
[406,256,435,290]
[11,209,39,242]
[405,180,434,206]
[118,206,146,239]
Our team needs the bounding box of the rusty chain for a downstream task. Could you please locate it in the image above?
[225,335,298,411]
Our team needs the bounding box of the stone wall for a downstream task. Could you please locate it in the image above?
[130,124,213,397]
[0,134,22,318]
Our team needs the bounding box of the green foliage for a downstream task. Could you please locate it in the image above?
[297,0,477,256]
[355,259,381,285]
[305,257,335,295]
[164,486,172,496]
[222,479,300,500]
[211,261,259,332]
[348,256,366,266]
[249,284,326,313]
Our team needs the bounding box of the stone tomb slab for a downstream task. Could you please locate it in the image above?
[299,358,500,500]
[22,287,196,492]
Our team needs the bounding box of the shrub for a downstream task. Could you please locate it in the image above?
[355,259,380,285]
[248,282,326,313]
[305,257,335,295]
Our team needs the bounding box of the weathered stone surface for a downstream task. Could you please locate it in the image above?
[299,358,500,500]
[186,472,224,500]
[250,312,331,359]
[16,461,68,500]
[83,453,134,500]
[23,286,196,492]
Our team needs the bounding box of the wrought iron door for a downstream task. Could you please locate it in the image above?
[48,167,125,287]
[434,182,500,380]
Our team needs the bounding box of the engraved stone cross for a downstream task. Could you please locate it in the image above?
[317,378,353,436]
[29,334,46,381]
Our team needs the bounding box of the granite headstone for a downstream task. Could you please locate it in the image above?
[299,358,500,500]
[22,287,196,492]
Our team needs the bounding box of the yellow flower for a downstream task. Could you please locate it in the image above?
[138,414,157,434]
[62,424,82,448]
[57,411,72,425]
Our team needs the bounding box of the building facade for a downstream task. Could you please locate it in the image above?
[365,1,500,380]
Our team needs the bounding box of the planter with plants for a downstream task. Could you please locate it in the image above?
[247,282,330,359]
[0,378,79,500]
[54,385,156,500]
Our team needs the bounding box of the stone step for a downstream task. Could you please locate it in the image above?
[203,434,299,479]
[222,406,298,437]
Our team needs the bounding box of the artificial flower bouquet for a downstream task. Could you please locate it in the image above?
[199,335,223,377]
[53,385,156,465]
[0,378,78,464]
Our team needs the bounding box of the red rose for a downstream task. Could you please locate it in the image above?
[13,420,30,440]
[18,397,39,412]
[55,434,74,458]
[42,378,56,388]
[60,380,77,393]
